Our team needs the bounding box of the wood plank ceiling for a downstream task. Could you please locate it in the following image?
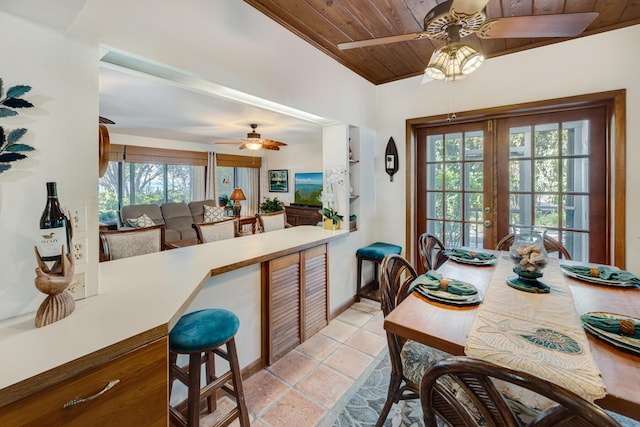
[245,0,640,85]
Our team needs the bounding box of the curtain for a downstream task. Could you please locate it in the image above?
[206,152,217,203]
[236,167,260,218]
[193,165,205,200]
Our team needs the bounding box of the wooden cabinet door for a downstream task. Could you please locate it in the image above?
[264,252,302,364]
[302,244,328,340]
[0,337,168,426]
[263,244,329,365]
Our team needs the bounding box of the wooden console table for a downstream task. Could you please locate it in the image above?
[285,205,322,226]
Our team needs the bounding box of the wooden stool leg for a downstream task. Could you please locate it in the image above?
[356,256,363,302]
[186,352,202,427]
[227,338,250,427]
[205,349,217,413]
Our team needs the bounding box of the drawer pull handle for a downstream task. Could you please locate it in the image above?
[63,379,120,408]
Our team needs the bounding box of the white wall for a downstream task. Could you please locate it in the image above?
[0,11,99,320]
[375,25,640,274]
[70,0,377,132]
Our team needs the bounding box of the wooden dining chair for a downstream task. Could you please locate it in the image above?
[193,218,238,243]
[99,224,165,261]
[418,233,449,272]
[420,356,621,427]
[496,233,572,260]
[377,254,450,427]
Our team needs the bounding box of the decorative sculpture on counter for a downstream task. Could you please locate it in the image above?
[385,137,398,182]
[34,245,76,327]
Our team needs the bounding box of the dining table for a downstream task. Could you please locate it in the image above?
[384,251,640,420]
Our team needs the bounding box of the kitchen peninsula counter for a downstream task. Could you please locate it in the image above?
[0,226,348,409]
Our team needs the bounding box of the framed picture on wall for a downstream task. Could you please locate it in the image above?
[268,169,288,192]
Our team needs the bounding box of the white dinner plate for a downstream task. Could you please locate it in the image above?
[414,286,482,306]
[561,267,637,288]
[448,255,497,266]
[581,312,640,354]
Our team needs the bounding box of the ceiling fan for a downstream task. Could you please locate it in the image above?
[338,0,598,80]
[215,124,287,151]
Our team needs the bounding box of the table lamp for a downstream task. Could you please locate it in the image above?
[230,188,246,217]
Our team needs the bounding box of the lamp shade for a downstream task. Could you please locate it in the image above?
[230,188,246,201]
[424,43,484,81]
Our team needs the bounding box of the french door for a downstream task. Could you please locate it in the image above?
[416,107,608,263]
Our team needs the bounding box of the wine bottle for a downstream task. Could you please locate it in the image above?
[37,182,71,262]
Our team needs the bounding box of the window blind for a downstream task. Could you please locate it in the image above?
[108,144,208,166]
[216,153,262,168]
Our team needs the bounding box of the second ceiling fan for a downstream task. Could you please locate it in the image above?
[215,124,287,151]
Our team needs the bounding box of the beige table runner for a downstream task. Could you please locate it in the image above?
[464,256,606,403]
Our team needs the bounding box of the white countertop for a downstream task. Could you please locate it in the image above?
[0,226,347,400]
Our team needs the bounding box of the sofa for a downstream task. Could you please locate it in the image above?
[119,200,224,242]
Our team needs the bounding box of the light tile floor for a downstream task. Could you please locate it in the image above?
[199,299,385,427]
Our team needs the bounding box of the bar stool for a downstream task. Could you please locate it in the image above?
[356,242,402,302]
[169,308,249,427]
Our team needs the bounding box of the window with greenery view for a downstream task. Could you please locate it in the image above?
[99,161,199,223]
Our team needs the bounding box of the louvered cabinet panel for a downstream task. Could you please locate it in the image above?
[265,252,301,364]
[303,245,328,339]
[263,244,329,365]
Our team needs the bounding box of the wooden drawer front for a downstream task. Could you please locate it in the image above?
[303,245,328,339]
[269,253,301,363]
[1,337,168,427]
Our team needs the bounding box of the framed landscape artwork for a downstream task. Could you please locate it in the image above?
[268,169,288,192]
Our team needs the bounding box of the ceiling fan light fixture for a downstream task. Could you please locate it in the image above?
[244,141,263,150]
[424,43,484,81]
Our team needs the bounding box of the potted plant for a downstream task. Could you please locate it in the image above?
[259,197,285,213]
[319,206,343,230]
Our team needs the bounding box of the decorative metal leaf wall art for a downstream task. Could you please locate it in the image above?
[0,78,35,175]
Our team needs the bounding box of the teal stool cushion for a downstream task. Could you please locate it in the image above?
[170,308,239,353]
[356,242,402,261]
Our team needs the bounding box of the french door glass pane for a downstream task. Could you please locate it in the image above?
[445,133,462,160]
[509,194,532,225]
[509,126,530,157]
[509,160,532,192]
[427,192,443,218]
[535,194,559,227]
[427,135,444,162]
[464,131,484,159]
[534,159,559,192]
[562,120,590,155]
[534,123,559,157]
[427,220,444,239]
[445,222,462,246]
[465,162,483,190]
[562,158,589,192]
[427,164,443,190]
[444,192,462,220]
[445,163,462,190]
[563,195,589,230]
[464,222,483,248]
[465,193,483,222]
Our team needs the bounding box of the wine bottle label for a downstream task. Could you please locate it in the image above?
[37,225,67,258]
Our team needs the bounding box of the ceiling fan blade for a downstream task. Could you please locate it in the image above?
[262,139,287,147]
[478,12,598,39]
[214,140,243,144]
[338,32,429,50]
[450,0,490,15]
[262,145,280,151]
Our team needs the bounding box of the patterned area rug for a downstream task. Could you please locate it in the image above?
[320,351,640,427]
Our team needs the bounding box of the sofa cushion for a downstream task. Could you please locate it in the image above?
[127,213,155,228]
[161,202,197,240]
[188,199,218,224]
[203,205,225,223]
[121,204,164,228]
